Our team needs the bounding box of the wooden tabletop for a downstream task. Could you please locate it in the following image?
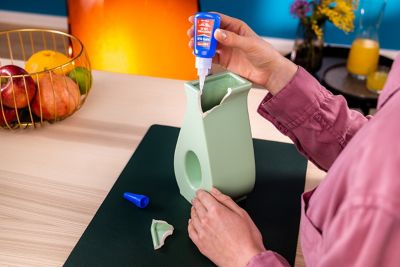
[0,69,326,266]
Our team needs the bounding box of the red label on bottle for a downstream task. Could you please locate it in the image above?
[196,19,214,48]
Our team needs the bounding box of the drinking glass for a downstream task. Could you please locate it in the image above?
[347,0,387,79]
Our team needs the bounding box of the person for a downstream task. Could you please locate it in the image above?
[187,13,400,267]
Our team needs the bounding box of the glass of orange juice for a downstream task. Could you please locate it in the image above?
[347,0,387,79]
[347,38,379,78]
[366,66,389,93]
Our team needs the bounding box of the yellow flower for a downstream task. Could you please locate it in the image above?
[318,0,356,33]
[320,0,358,9]
[295,0,359,40]
[312,20,324,39]
[320,0,334,7]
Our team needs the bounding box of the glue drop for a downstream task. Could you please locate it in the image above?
[194,12,221,92]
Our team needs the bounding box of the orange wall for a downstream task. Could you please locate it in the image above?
[68,0,197,80]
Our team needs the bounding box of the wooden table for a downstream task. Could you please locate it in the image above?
[0,69,326,266]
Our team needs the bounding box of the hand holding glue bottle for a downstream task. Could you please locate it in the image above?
[194,12,221,93]
[189,13,298,96]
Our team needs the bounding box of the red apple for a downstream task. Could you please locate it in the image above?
[0,65,36,108]
[32,72,80,120]
[0,106,18,127]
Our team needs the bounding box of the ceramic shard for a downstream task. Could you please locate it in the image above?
[150,219,174,250]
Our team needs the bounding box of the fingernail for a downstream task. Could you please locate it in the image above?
[216,29,227,40]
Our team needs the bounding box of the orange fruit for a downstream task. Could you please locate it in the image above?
[25,50,74,75]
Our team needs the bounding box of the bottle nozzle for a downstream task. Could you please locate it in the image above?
[196,57,212,93]
[197,68,208,92]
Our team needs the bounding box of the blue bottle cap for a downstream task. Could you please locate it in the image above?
[123,192,149,208]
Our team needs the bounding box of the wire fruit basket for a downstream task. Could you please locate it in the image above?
[0,29,92,129]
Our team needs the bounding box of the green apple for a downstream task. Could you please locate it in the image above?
[68,67,92,95]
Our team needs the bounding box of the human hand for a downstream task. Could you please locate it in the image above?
[188,188,266,267]
[188,13,297,95]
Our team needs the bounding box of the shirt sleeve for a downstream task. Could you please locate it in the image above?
[246,250,290,267]
[257,67,369,171]
[318,200,400,267]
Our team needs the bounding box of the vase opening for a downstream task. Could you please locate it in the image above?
[199,75,241,112]
[185,150,202,189]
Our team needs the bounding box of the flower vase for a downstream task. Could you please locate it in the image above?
[174,72,255,203]
[291,21,324,73]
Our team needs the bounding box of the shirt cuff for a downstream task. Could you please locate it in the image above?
[246,251,290,267]
[258,66,331,130]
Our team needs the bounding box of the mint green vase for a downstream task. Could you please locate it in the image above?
[174,72,255,203]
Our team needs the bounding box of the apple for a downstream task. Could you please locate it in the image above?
[68,67,92,95]
[0,106,18,127]
[0,65,36,108]
[32,72,80,120]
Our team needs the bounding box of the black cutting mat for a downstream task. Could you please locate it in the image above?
[64,124,307,266]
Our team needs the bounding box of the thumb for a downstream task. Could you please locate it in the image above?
[210,187,244,215]
[214,28,251,51]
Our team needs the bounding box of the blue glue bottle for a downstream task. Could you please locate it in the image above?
[194,12,221,92]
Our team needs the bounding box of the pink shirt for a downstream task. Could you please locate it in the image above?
[248,55,400,267]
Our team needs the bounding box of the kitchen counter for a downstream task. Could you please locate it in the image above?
[0,69,326,266]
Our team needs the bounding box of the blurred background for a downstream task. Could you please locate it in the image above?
[0,0,399,80]
[1,0,399,48]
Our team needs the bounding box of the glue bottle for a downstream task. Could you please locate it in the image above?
[194,12,221,92]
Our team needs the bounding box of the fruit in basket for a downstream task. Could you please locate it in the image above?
[25,50,74,75]
[68,67,92,95]
[0,65,37,108]
[32,72,80,120]
[0,106,18,127]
